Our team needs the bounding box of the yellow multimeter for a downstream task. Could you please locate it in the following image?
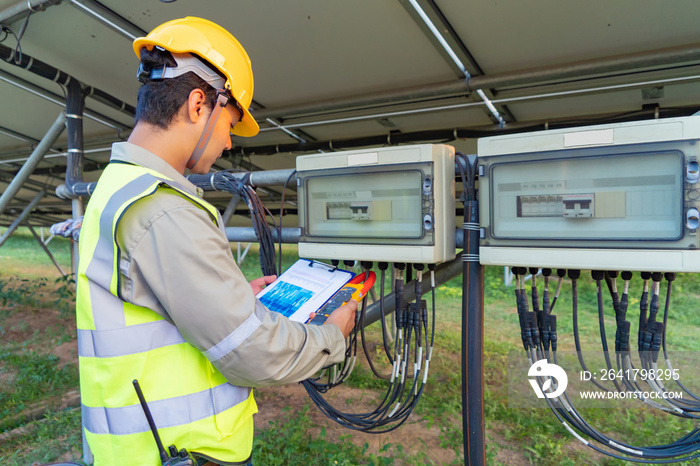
[308,272,377,325]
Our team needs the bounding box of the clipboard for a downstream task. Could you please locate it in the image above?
[256,259,355,323]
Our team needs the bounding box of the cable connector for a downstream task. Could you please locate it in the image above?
[649,321,665,363]
[518,311,531,350]
[549,315,558,352]
[527,312,540,349]
[640,327,653,352]
[541,313,551,351]
[648,293,660,325]
[615,320,631,354]
[409,301,425,329]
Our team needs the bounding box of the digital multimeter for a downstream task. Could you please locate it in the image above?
[308,272,377,325]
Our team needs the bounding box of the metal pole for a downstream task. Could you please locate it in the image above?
[462,154,485,466]
[0,113,65,215]
[225,227,300,244]
[0,190,45,247]
[221,194,242,226]
[188,169,296,190]
[25,221,65,276]
[71,197,83,277]
[226,227,464,248]
[0,66,131,131]
[68,0,146,40]
[0,0,59,24]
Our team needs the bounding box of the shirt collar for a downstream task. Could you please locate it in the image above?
[110,142,203,197]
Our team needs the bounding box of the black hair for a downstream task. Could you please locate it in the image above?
[134,47,219,129]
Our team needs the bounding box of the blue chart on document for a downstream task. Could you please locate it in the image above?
[256,259,354,323]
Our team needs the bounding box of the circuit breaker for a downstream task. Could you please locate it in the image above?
[296,144,456,264]
[478,116,700,272]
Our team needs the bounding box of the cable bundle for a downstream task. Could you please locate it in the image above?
[188,171,277,276]
[303,263,436,433]
[512,268,700,463]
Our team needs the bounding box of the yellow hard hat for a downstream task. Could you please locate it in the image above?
[133,16,259,137]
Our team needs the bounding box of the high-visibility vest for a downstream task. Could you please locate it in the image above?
[76,162,257,466]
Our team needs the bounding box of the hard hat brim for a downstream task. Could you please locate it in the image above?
[232,106,259,137]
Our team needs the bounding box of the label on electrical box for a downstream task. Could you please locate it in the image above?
[487,151,683,241]
[477,116,700,271]
[305,169,424,239]
[296,144,456,264]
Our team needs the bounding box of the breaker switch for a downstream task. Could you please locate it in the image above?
[563,194,594,218]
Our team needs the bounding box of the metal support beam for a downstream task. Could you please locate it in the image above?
[25,221,65,276]
[226,227,300,244]
[0,112,65,215]
[0,124,41,145]
[225,227,466,249]
[68,0,146,40]
[71,197,83,276]
[399,0,481,78]
[0,69,130,131]
[0,189,45,247]
[252,43,700,122]
[0,43,136,120]
[221,194,242,226]
[0,0,59,25]
[187,168,296,190]
[398,0,514,126]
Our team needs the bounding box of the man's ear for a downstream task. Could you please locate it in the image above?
[186,88,208,124]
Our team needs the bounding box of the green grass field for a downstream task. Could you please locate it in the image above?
[2,227,700,465]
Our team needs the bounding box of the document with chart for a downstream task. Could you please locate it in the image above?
[256,259,355,323]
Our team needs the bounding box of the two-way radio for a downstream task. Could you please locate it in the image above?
[132,379,196,466]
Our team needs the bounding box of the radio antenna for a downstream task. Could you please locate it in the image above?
[132,379,168,463]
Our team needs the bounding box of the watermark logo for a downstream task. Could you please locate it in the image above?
[528,359,568,398]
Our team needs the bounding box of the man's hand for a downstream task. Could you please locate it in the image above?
[324,299,358,338]
[249,275,277,295]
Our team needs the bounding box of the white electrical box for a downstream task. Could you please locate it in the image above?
[296,144,456,264]
[478,116,700,272]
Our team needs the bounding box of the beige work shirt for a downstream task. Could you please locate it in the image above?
[111,142,346,387]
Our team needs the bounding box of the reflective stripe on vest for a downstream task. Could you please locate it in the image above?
[77,163,255,464]
[82,383,249,435]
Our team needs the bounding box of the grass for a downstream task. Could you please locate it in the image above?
[0,227,73,279]
[3,228,700,464]
[0,349,79,431]
[253,403,412,466]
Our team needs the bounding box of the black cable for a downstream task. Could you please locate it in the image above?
[0,11,31,65]
[550,269,566,312]
[661,274,700,402]
[277,169,296,276]
[524,273,700,463]
[570,270,612,392]
[188,171,277,275]
[593,270,623,392]
[377,263,394,363]
[302,262,435,433]
[359,267,390,380]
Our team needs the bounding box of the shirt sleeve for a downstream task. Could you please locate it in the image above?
[116,191,347,387]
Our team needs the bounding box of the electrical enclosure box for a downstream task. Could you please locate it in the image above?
[478,116,700,272]
[296,144,456,264]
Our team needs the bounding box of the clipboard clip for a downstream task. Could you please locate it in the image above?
[308,260,338,272]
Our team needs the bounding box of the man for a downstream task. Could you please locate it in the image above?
[76,17,356,466]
